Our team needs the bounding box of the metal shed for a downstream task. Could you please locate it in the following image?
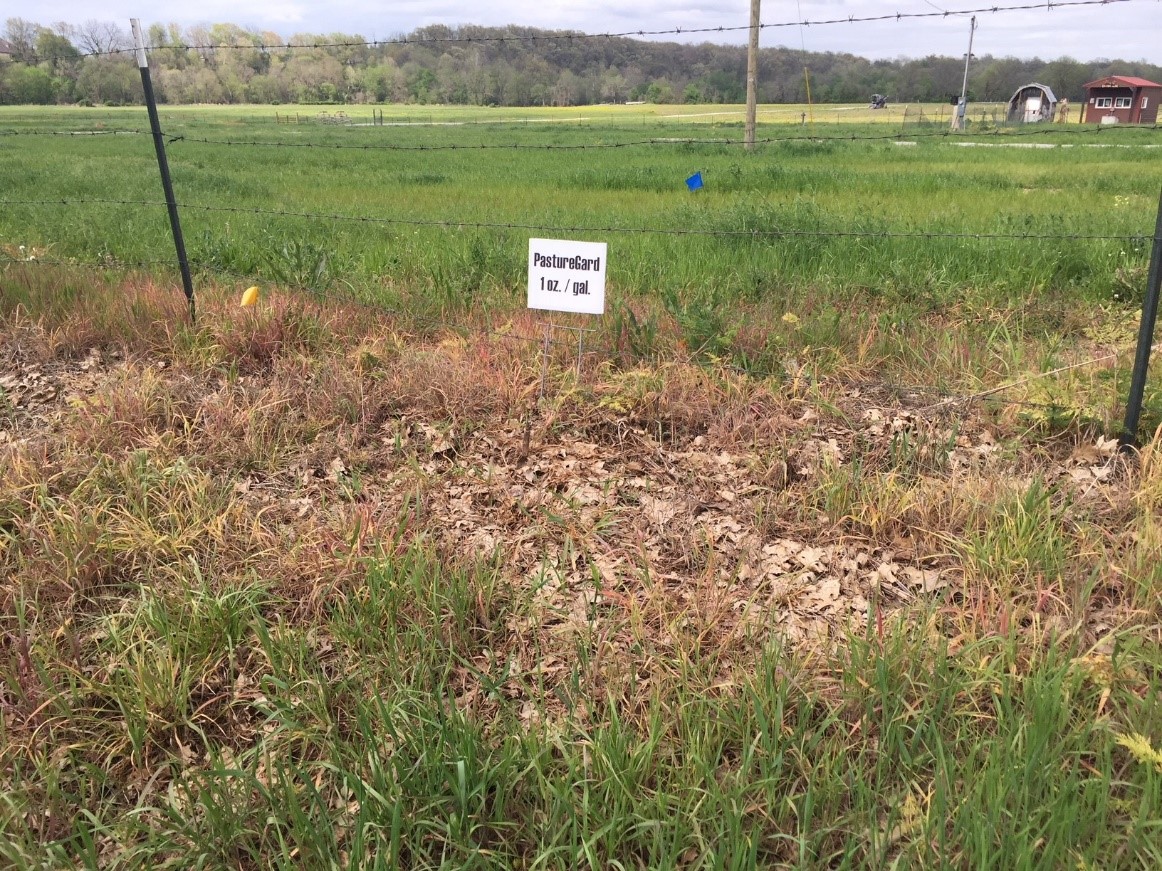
[1006,83,1057,123]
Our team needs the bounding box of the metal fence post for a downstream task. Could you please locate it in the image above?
[131,19,196,323]
[1120,185,1162,449]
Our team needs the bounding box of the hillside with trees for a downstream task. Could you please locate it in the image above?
[2,17,1160,107]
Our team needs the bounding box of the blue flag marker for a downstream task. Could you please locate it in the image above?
[686,172,704,192]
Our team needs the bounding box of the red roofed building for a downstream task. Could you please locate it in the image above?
[1082,75,1161,124]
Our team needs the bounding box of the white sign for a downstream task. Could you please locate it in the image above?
[527,238,607,315]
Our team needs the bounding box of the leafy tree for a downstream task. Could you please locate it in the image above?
[406,65,437,103]
[1036,58,1093,101]
[553,69,579,106]
[600,67,628,103]
[2,63,54,102]
[75,56,138,105]
[645,78,674,103]
[2,16,1160,110]
[36,29,78,69]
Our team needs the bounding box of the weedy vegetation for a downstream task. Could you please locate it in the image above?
[1,104,1161,868]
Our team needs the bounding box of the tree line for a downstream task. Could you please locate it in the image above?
[2,17,1160,108]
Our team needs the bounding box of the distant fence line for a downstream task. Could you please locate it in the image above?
[3,122,1157,152]
[0,197,1148,244]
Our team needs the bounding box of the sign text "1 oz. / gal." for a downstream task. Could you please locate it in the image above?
[538,276,591,297]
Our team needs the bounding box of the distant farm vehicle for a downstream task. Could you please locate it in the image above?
[868,94,888,109]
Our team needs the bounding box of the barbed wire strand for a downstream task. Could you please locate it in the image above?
[0,198,1147,243]
[3,253,1149,412]
[0,129,150,138]
[4,123,1160,151]
[0,254,583,350]
[1,255,176,270]
[161,124,1161,152]
[2,117,1159,149]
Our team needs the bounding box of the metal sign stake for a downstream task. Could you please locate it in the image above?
[539,321,552,403]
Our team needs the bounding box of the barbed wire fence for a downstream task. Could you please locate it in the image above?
[2,198,1151,242]
[2,0,1161,442]
[1,247,1148,422]
[4,203,1158,432]
[6,122,1160,147]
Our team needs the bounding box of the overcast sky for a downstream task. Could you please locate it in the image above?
[18,1,1162,63]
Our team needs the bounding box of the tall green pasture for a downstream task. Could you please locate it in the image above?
[2,104,1160,382]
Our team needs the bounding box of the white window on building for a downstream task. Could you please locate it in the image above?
[1114,97,1132,109]
[1144,97,1150,109]
[1095,97,1113,108]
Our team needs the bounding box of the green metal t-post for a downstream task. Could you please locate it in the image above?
[131,18,195,323]
[1120,185,1162,449]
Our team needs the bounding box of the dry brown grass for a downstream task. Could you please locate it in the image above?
[3,275,1156,665]
[3,273,1161,867]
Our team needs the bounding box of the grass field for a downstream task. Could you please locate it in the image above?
[2,103,1160,397]
[2,104,1162,867]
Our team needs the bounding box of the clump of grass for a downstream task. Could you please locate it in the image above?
[4,572,1159,867]
[961,478,1069,596]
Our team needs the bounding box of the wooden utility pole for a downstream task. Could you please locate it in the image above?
[803,67,813,125]
[950,15,976,132]
[745,0,760,150]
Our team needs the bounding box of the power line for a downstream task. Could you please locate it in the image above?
[0,197,1149,242]
[36,0,1142,61]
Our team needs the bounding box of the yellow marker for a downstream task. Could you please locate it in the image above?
[240,286,260,307]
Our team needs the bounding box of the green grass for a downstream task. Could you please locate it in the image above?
[1,274,1161,867]
[1,105,1158,309]
[3,543,1159,869]
[2,107,1162,865]
[3,104,1160,406]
